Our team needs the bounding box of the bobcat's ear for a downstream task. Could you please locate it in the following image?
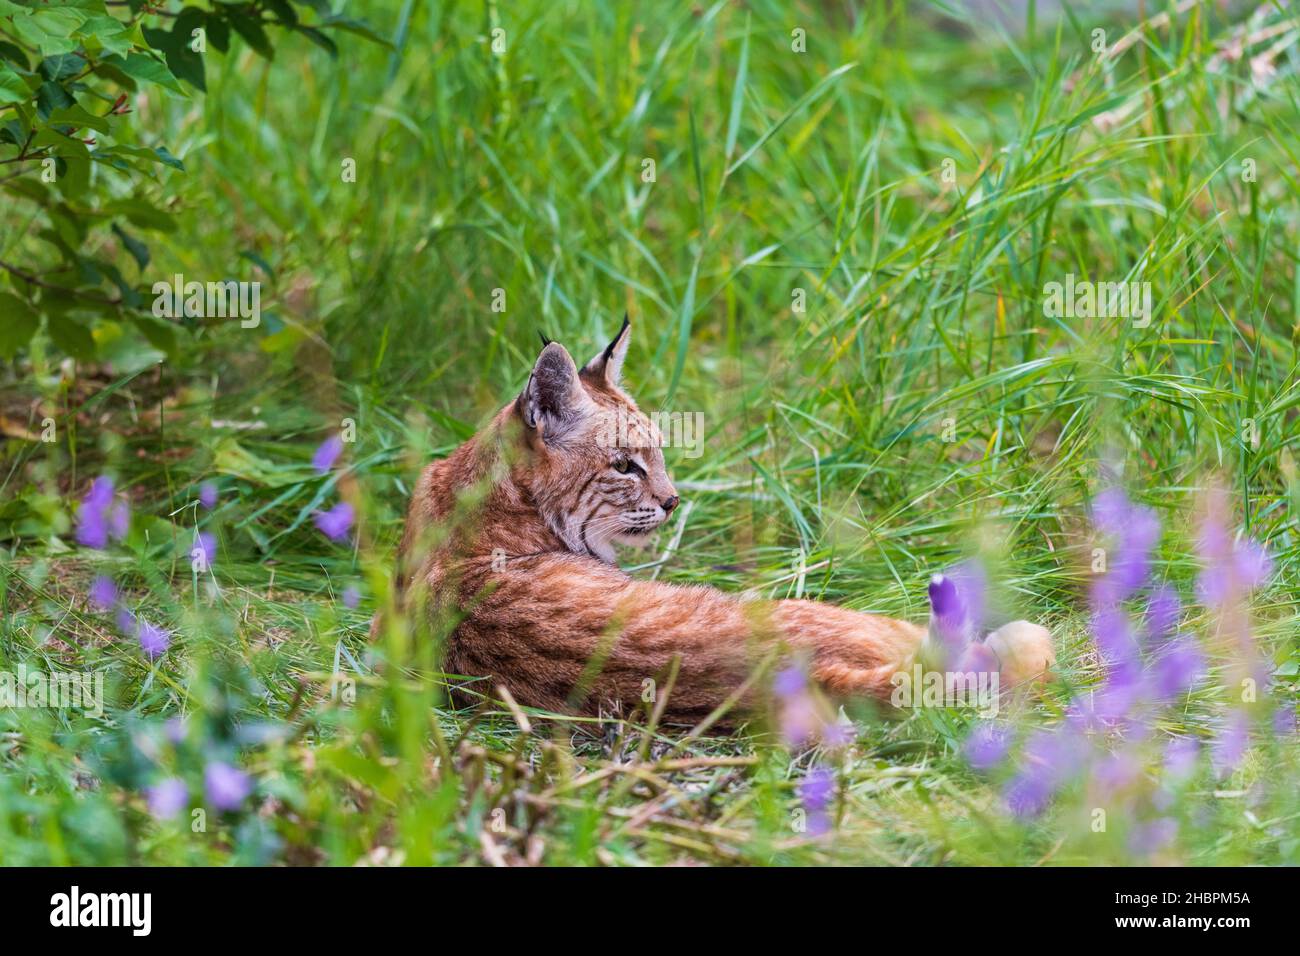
[581,314,631,388]
[518,342,593,442]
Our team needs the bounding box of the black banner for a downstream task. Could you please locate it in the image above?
[0,866,1277,941]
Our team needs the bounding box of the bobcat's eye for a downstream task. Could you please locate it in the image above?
[612,459,631,474]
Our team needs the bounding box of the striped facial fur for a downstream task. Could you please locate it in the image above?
[516,319,679,564]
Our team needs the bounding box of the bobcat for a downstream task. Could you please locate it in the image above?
[381,319,1053,723]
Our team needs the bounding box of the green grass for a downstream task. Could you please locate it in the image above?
[2,0,1299,865]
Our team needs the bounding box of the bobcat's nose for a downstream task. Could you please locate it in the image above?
[661,495,680,514]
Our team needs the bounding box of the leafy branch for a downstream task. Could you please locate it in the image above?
[0,0,388,363]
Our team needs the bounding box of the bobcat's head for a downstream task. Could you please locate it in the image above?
[513,318,679,564]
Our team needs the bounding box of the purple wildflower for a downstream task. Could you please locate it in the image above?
[1092,751,1142,792]
[1004,772,1055,818]
[773,665,806,698]
[137,619,171,660]
[798,767,834,836]
[1093,606,1140,672]
[1004,730,1083,817]
[164,716,187,745]
[1090,487,1160,607]
[1196,503,1271,605]
[86,475,114,510]
[774,665,818,747]
[1273,702,1296,736]
[1210,711,1249,778]
[108,500,130,541]
[927,574,966,655]
[964,722,1012,771]
[342,585,361,609]
[955,640,999,676]
[1129,817,1178,856]
[1148,637,1205,700]
[1091,487,1130,536]
[146,778,189,820]
[314,501,355,542]
[1232,540,1272,590]
[88,575,118,612]
[198,481,218,510]
[1112,506,1160,596]
[949,561,987,634]
[312,434,344,474]
[205,761,252,811]
[115,605,136,634]
[821,718,856,749]
[799,768,834,810]
[1163,736,1199,779]
[1144,586,1180,648]
[193,531,216,569]
[927,565,985,662]
[1068,660,1143,733]
[75,476,114,549]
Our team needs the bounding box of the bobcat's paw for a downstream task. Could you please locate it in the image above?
[985,620,1055,687]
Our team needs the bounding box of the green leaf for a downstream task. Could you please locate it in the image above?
[34,80,74,119]
[46,313,97,360]
[0,63,30,106]
[228,11,274,60]
[0,293,40,359]
[293,25,337,58]
[97,143,186,172]
[30,8,88,38]
[57,154,90,197]
[317,14,393,50]
[37,54,83,83]
[90,259,141,308]
[143,10,207,93]
[105,197,177,233]
[265,0,299,27]
[204,12,230,54]
[0,39,31,71]
[152,146,184,171]
[49,103,110,134]
[129,313,178,358]
[104,53,185,95]
[78,16,134,58]
[32,125,92,156]
[112,222,150,270]
[10,9,84,56]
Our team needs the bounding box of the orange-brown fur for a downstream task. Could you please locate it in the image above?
[379,324,1028,724]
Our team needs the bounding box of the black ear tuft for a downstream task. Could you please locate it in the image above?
[538,331,552,348]
[603,314,630,361]
[581,314,632,388]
